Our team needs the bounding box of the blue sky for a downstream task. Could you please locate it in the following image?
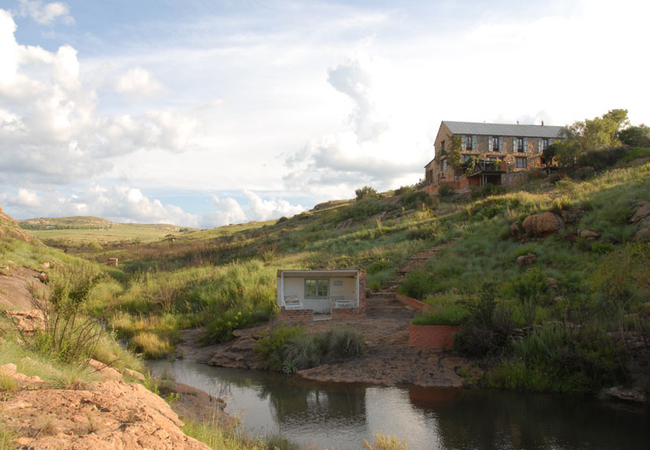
[0,0,647,227]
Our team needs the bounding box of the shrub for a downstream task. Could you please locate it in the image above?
[470,184,506,199]
[453,325,495,358]
[438,183,455,198]
[401,191,435,210]
[355,186,379,200]
[281,334,322,373]
[323,326,365,360]
[255,325,306,371]
[575,146,629,171]
[368,258,392,274]
[398,270,433,300]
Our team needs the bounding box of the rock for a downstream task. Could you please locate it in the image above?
[516,253,537,267]
[522,212,565,237]
[4,309,45,334]
[509,222,520,236]
[547,277,558,290]
[630,202,650,223]
[42,262,50,269]
[39,272,47,282]
[87,359,123,381]
[635,225,650,242]
[124,368,146,382]
[578,229,601,240]
[605,386,647,403]
[2,380,211,450]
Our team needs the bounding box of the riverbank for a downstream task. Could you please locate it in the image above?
[176,295,469,387]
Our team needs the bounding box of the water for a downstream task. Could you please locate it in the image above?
[148,359,650,449]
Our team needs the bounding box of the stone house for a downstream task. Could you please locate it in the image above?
[424,121,563,192]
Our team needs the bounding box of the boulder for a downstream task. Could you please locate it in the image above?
[630,201,650,223]
[547,277,558,290]
[578,229,601,240]
[516,253,537,267]
[521,212,565,237]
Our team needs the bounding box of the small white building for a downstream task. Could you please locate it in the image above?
[277,269,365,315]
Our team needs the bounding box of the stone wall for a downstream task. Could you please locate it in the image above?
[409,324,460,350]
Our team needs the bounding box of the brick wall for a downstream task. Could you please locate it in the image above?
[277,307,313,325]
[409,324,460,350]
[395,294,434,312]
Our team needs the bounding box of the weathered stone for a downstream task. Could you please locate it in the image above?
[578,229,601,240]
[516,253,537,267]
[606,386,647,403]
[522,212,565,237]
[630,202,650,223]
[38,272,47,283]
[547,277,558,290]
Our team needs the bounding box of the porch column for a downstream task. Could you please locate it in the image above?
[355,272,359,308]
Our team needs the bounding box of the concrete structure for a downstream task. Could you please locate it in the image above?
[424,121,563,192]
[276,269,366,323]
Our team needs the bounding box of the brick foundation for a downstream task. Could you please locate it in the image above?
[409,324,460,350]
[277,307,313,325]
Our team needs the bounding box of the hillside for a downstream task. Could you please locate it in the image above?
[17,216,196,248]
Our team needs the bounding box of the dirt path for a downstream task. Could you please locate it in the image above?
[178,294,467,388]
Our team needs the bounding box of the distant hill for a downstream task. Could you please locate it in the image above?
[18,216,185,232]
[16,216,197,247]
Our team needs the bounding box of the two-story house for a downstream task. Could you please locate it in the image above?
[424,121,563,192]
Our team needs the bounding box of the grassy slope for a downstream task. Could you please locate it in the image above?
[8,149,650,396]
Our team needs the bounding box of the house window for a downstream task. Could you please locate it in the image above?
[461,154,472,163]
[440,140,445,153]
[305,279,329,299]
[516,137,524,153]
[465,136,473,151]
[515,157,527,169]
[442,159,448,171]
[492,137,499,152]
[541,139,548,151]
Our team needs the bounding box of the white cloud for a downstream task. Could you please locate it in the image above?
[200,195,247,228]
[243,190,304,221]
[114,67,163,99]
[0,11,199,184]
[17,0,74,25]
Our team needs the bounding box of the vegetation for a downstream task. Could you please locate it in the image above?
[255,325,365,374]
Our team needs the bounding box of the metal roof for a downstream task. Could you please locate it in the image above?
[277,269,359,278]
[443,121,563,138]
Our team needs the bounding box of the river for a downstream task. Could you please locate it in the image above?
[148,359,650,449]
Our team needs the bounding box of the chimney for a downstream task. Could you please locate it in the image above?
[541,120,544,126]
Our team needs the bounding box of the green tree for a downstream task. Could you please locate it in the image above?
[618,124,650,147]
[355,186,378,200]
[556,109,629,165]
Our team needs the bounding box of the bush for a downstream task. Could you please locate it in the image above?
[255,325,306,372]
[281,334,322,373]
[398,270,433,300]
[401,191,435,210]
[575,146,629,171]
[453,325,495,358]
[129,332,171,359]
[438,183,455,198]
[323,326,365,359]
[470,184,506,199]
[355,186,379,200]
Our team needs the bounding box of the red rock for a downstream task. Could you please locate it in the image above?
[522,212,565,237]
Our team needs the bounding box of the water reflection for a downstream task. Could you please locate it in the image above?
[148,360,650,449]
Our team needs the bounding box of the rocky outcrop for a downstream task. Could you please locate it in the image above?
[2,378,210,450]
[521,212,565,237]
[4,309,45,334]
[578,229,601,240]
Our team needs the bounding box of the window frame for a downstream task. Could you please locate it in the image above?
[492,137,500,152]
[305,278,329,299]
[515,157,528,169]
[516,137,525,153]
[465,135,473,151]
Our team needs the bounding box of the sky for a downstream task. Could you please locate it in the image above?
[0,0,648,228]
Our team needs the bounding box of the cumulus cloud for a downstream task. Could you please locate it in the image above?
[283,54,430,198]
[114,67,163,99]
[243,190,304,221]
[327,57,389,143]
[17,0,74,25]
[0,11,199,184]
[1,184,200,227]
[200,195,247,228]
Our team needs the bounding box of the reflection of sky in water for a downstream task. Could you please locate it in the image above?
[148,360,650,450]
